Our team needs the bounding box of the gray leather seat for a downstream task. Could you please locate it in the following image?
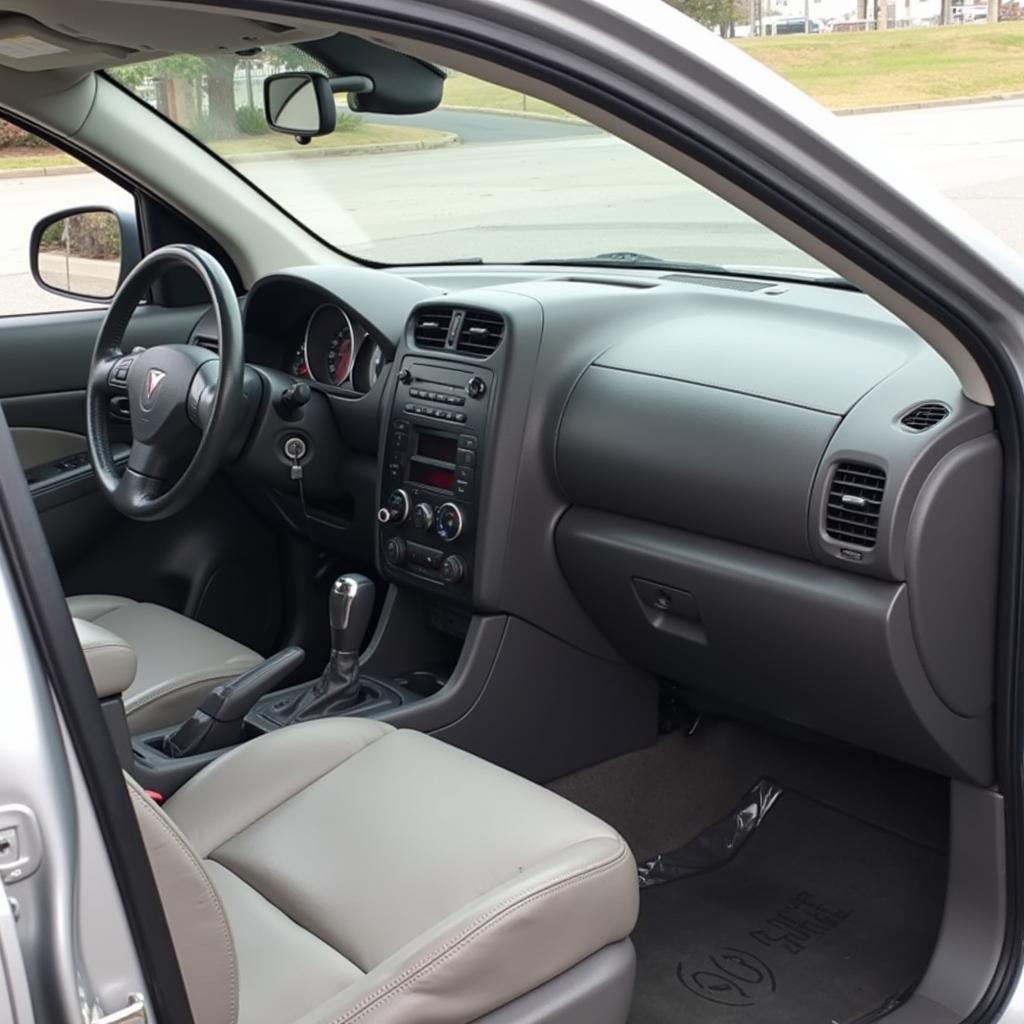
[128,718,639,1024]
[68,594,262,732]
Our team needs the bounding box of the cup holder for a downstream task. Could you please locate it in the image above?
[395,670,446,699]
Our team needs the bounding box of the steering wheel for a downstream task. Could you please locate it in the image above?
[86,245,245,521]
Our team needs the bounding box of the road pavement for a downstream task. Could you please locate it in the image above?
[1,99,1023,315]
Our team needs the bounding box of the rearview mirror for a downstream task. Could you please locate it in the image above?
[264,72,337,138]
[30,207,137,302]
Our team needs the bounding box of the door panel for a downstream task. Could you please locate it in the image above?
[0,303,208,567]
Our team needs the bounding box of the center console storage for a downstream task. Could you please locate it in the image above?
[377,356,494,602]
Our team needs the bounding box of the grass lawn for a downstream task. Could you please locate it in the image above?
[442,23,1024,114]
[0,123,445,173]
[0,147,78,170]
[737,22,1024,109]
[442,73,572,117]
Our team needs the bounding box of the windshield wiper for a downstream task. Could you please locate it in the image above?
[525,252,857,290]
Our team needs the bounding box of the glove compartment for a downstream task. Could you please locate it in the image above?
[556,365,840,559]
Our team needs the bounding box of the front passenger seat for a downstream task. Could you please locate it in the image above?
[69,595,262,733]
[128,718,638,1024]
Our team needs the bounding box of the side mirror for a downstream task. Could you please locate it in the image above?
[264,72,337,138]
[30,206,139,302]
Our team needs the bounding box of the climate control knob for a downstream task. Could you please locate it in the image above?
[385,537,407,567]
[378,488,410,525]
[413,502,435,531]
[435,502,464,542]
[441,555,466,584]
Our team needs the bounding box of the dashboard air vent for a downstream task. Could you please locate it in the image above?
[193,336,218,352]
[900,402,949,432]
[413,309,454,349]
[455,310,505,358]
[825,462,886,549]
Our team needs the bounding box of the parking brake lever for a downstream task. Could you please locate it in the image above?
[163,646,305,758]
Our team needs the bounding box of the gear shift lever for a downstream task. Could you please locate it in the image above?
[291,574,375,720]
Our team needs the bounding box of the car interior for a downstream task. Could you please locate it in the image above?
[0,2,1011,1024]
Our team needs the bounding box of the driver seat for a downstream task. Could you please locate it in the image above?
[68,594,263,733]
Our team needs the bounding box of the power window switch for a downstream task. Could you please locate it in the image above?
[0,828,18,867]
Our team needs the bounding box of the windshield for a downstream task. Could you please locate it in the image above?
[111,46,833,277]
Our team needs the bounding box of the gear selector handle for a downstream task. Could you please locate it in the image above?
[330,574,375,656]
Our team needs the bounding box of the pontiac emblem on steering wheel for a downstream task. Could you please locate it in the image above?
[145,368,167,401]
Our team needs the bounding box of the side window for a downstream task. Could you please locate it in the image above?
[0,115,132,317]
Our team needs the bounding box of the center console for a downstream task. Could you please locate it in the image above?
[377,356,494,601]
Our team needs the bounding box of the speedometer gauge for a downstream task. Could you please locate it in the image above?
[304,304,356,386]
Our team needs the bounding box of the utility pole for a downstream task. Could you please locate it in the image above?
[804,0,810,32]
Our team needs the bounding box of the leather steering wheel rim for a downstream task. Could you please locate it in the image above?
[86,244,244,521]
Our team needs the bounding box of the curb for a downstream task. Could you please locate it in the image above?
[0,163,85,180]
[442,104,585,126]
[0,131,459,180]
[835,90,1024,116]
[227,130,459,165]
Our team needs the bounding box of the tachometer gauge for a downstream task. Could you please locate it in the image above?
[291,345,310,378]
[304,303,355,386]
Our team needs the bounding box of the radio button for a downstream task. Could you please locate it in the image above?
[458,434,477,450]
[456,465,474,484]
[456,450,476,468]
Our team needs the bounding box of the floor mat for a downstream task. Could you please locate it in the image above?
[629,788,946,1024]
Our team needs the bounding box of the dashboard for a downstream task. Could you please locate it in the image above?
[193,261,1002,789]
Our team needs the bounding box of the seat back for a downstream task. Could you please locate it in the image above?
[126,776,239,1024]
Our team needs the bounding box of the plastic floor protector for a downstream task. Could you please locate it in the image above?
[629,783,947,1024]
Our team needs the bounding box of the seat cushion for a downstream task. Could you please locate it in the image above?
[68,594,262,732]
[162,718,639,1024]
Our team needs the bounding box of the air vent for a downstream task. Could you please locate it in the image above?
[193,336,218,352]
[825,462,886,549]
[412,308,454,350]
[455,310,505,358]
[900,402,949,432]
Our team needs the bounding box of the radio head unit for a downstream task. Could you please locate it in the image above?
[377,358,493,598]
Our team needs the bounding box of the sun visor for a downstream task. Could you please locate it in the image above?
[0,14,132,71]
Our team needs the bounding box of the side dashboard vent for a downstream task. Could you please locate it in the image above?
[412,309,455,349]
[825,462,886,549]
[193,336,219,352]
[455,310,505,358]
[900,402,949,432]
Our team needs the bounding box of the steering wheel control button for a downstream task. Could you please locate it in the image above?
[441,555,467,584]
[379,488,410,525]
[413,503,435,532]
[108,355,135,388]
[435,503,464,542]
[467,377,487,399]
[384,537,407,566]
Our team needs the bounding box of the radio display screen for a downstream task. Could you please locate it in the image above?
[410,460,456,493]
[417,431,458,464]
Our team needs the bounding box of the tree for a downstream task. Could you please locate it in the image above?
[664,0,743,35]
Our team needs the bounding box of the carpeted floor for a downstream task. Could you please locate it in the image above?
[549,718,949,1024]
